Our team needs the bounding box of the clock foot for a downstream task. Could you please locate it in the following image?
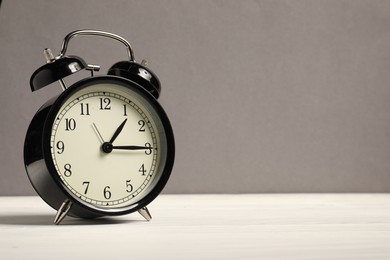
[54,199,73,225]
[138,207,152,221]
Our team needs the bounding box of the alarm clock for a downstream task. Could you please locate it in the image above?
[24,30,175,224]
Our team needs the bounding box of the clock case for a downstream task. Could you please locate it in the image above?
[24,30,175,223]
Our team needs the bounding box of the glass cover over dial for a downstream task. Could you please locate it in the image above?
[49,81,168,210]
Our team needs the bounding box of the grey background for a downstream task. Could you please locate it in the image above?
[1,0,390,195]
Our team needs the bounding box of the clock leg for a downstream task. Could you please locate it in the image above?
[138,207,152,221]
[54,199,73,225]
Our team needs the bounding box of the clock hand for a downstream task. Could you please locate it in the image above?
[92,123,105,144]
[112,145,154,150]
[109,118,127,144]
[101,143,153,153]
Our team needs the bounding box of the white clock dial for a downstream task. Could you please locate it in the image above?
[50,82,165,209]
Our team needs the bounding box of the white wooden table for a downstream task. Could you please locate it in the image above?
[0,194,389,259]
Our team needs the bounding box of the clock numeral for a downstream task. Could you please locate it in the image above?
[139,164,147,176]
[123,104,127,116]
[144,143,152,155]
[103,186,111,200]
[138,120,146,132]
[56,141,65,154]
[65,118,76,131]
[99,98,111,110]
[64,163,72,177]
[126,180,133,193]
[82,181,90,194]
[80,103,90,115]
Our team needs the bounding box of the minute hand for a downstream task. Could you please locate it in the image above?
[111,145,154,150]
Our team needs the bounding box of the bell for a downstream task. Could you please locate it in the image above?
[30,55,87,92]
[108,61,161,99]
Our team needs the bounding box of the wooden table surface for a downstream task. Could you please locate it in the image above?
[0,194,389,259]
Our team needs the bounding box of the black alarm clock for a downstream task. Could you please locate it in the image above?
[24,30,175,224]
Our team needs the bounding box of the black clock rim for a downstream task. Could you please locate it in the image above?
[41,75,175,216]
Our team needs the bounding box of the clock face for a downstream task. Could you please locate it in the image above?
[46,77,172,212]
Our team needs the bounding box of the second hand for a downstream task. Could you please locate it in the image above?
[92,123,105,144]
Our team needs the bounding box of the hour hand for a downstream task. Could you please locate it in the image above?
[109,119,127,143]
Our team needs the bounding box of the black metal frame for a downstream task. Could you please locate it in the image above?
[24,75,175,219]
